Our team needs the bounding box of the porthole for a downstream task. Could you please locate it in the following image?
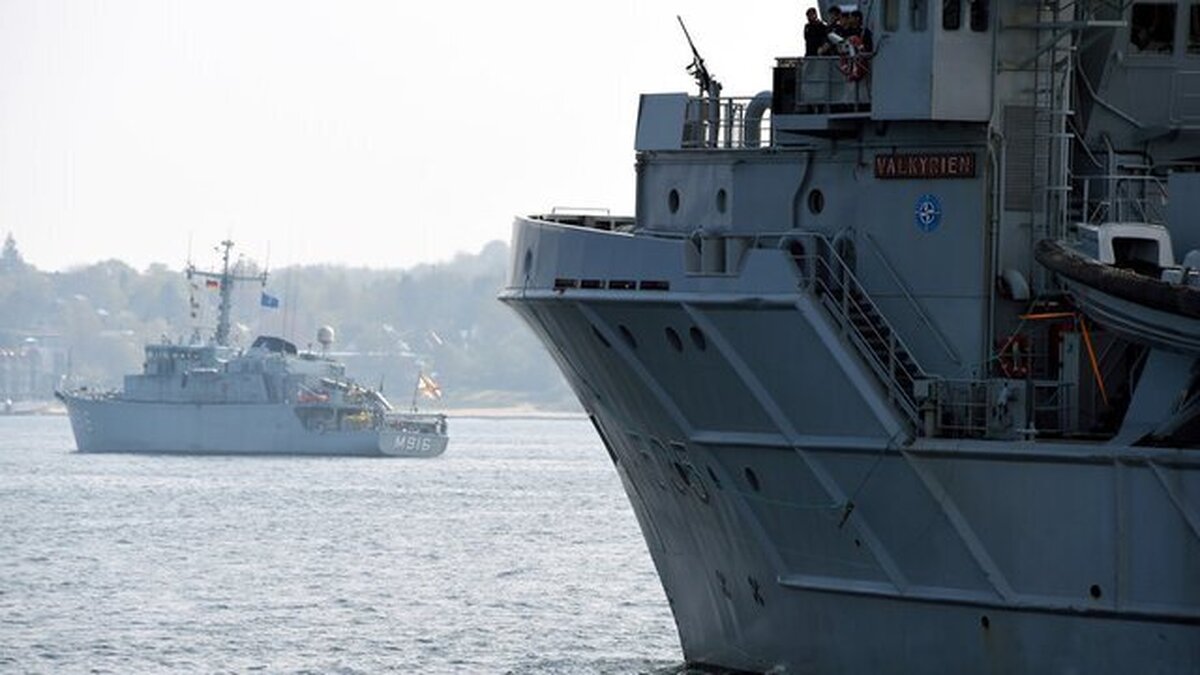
[807,189,825,215]
[591,325,611,348]
[1090,584,1103,599]
[665,327,683,352]
[744,467,761,492]
[716,188,728,213]
[618,325,637,350]
[689,326,707,351]
[668,189,681,214]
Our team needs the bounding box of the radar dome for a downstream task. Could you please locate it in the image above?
[317,325,336,349]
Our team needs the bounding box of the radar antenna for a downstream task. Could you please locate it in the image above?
[677,16,721,98]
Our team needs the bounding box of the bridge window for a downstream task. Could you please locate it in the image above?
[1189,5,1200,53]
[1130,3,1176,54]
[943,0,962,30]
[884,0,900,31]
[969,0,989,31]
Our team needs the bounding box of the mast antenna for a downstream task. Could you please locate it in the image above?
[185,240,269,347]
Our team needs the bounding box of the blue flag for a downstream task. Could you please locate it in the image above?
[260,292,280,309]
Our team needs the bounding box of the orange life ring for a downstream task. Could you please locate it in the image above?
[838,36,870,82]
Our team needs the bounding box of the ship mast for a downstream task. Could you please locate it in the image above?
[186,240,268,347]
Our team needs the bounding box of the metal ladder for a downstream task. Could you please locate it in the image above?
[791,234,929,430]
[1031,0,1078,243]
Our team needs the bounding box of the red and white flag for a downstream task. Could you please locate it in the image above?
[417,373,442,400]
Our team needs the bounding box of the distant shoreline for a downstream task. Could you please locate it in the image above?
[441,406,586,421]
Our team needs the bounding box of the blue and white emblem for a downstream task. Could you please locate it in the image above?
[913,193,942,233]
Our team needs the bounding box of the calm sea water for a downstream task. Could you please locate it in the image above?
[0,415,682,674]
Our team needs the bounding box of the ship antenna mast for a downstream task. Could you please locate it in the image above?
[185,240,268,347]
[677,16,721,99]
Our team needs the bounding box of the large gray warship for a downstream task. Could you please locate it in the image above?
[501,2,1199,672]
[57,241,448,457]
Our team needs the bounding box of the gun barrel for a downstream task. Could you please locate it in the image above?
[676,15,719,96]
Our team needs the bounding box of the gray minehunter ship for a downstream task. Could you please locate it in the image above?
[57,241,448,457]
[501,1,1199,672]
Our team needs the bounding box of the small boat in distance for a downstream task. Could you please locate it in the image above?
[55,240,448,457]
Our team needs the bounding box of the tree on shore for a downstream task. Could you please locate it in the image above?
[1,233,26,274]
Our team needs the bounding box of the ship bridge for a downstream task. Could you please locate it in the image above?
[638,0,999,150]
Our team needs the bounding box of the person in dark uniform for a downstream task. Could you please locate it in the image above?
[803,7,829,56]
[818,6,845,55]
[848,9,874,52]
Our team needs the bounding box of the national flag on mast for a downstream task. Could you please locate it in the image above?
[260,292,280,309]
[205,279,220,289]
[417,372,442,400]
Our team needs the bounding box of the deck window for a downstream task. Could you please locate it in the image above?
[943,0,962,30]
[1130,3,1176,54]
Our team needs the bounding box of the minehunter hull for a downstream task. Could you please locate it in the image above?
[59,394,386,456]
[501,217,1200,673]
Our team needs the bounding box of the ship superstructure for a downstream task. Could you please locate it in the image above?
[501,1,1199,671]
[57,241,447,457]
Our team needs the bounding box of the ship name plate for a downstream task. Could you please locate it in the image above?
[874,152,976,179]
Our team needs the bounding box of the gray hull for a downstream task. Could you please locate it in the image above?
[378,429,449,458]
[502,218,1200,673]
[62,395,387,456]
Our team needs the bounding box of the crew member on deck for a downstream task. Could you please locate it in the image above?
[818,6,846,55]
[848,10,874,52]
[803,7,829,56]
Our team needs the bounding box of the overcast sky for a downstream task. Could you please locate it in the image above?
[1,1,803,272]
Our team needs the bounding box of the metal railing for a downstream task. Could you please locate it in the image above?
[782,232,927,429]
[682,96,772,150]
[775,56,872,115]
[930,379,1075,439]
[1078,173,1169,225]
[928,379,990,437]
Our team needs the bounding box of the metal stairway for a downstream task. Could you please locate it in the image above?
[791,234,929,431]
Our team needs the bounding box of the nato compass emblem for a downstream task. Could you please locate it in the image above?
[914,194,942,233]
